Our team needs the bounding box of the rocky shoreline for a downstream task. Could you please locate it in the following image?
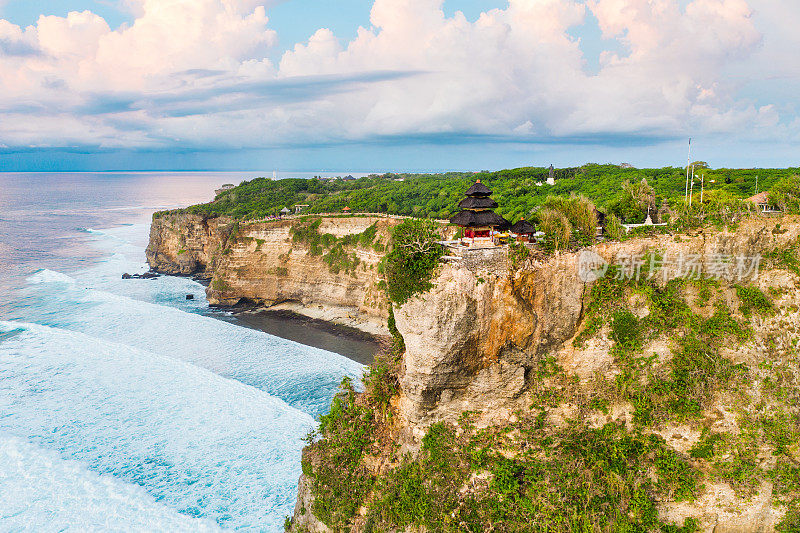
[146,213,402,336]
[228,306,387,365]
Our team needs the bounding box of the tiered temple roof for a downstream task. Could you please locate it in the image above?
[450,180,510,230]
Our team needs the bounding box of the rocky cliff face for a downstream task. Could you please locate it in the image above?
[151,213,799,532]
[146,213,400,335]
[385,216,800,531]
[394,217,800,431]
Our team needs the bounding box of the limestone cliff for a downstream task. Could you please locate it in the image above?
[292,216,800,533]
[146,213,400,335]
[395,217,800,432]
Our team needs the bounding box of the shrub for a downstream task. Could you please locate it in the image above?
[507,240,531,269]
[735,286,773,317]
[769,174,800,213]
[611,310,641,349]
[605,212,625,241]
[385,219,443,305]
[537,208,572,251]
[309,378,376,530]
[542,194,598,240]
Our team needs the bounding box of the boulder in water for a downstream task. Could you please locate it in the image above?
[122,272,161,280]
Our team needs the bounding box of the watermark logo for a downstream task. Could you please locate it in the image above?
[577,250,610,282]
[578,251,761,282]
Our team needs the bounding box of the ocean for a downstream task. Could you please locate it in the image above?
[0,172,366,531]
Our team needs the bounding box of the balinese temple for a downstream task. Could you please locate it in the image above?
[510,218,536,242]
[450,180,510,244]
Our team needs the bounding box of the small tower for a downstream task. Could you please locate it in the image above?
[450,180,509,246]
[546,165,556,186]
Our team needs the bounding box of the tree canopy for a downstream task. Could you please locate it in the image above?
[164,164,800,225]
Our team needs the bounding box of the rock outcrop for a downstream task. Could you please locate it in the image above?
[150,213,800,532]
[394,216,800,433]
[146,213,400,335]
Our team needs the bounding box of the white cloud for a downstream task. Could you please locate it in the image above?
[0,0,796,154]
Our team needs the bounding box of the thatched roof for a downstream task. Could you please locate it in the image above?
[458,196,498,210]
[450,210,510,229]
[510,219,536,234]
[464,180,492,197]
[747,192,770,205]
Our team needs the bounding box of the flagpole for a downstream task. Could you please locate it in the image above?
[684,138,692,204]
[700,174,705,204]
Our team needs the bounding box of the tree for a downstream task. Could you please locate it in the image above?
[385,219,443,305]
[538,209,572,251]
[605,213,625,241]
[610,178,655,223]
[769,175,800,213]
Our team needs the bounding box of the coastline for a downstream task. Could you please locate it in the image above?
[221,306,384,366]
[191,276,384,365]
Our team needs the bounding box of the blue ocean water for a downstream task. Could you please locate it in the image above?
[0,173,364,531]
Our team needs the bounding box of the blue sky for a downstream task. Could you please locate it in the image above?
[0,0,797,172]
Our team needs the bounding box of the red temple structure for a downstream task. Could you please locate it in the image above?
[450,180,510,245]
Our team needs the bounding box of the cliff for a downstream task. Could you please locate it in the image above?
[146,213,400,336]
[291,216,800,533]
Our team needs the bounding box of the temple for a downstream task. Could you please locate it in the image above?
[450,180,510,245]
[510,218,536,242]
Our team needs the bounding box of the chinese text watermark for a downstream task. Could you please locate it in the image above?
[578,250,761,283]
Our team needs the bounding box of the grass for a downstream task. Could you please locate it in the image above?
[365,421,700,532]
[735,285,774,317]
[290,218,378,275]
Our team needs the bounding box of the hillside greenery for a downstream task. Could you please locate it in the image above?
[293,261,800,533]
[171,164,800,225]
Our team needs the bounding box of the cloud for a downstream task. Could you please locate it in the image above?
[0,0,796,158]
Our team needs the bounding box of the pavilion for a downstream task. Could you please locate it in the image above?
[450,180,510,245]
[510,218,536,242]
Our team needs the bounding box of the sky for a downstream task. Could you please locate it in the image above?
[0,0,798,172]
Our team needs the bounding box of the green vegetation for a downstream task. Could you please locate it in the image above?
[537,208,572,251]
[574,268,755,426]
[735,285,774,317]
[384,219,443,305]
[609,178,655,224]
[769,174,800,214]
[305,378,376,530]
[307,414,701,532]
[161,164,800,224]
[605,212,625,241]
[289,218,378,275]
[764,238,800,276]
[507,240,531,268]
[299,252,800,533]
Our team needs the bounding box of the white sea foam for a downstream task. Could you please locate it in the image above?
[0,433,220,532]
[23,267,363,416]
[0,322,315,531]
[5,221,362,530]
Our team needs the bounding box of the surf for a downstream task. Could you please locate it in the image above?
[0,321,315,530]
